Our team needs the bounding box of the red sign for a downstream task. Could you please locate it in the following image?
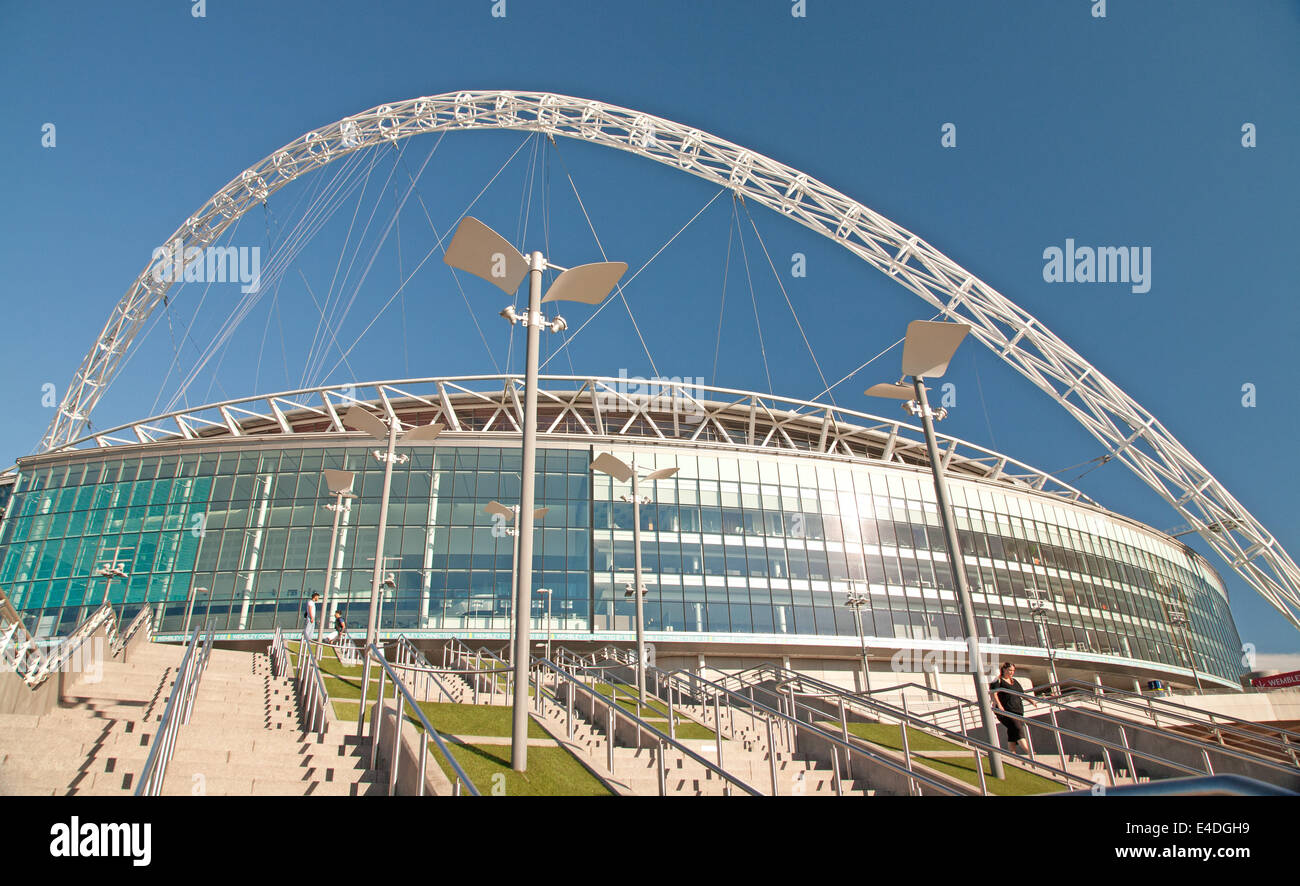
[1250,669,1300,690]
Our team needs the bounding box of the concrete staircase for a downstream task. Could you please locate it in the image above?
[672,698,866,795]
[1029,753,1148,787]
[0,641,186,795]
[159,647,385,796]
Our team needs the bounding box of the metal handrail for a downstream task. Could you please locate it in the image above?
[530,656,766,796]
[358,643,480,796]
[1040,678,1300,763]
[760,672,1096,790]
[646,664,979,795]
[981,681,1300,779]
[1057,774,1298,797]
[394,637,483,705]
[135,625,213,796]
[859,671,1285,781]
[572,663,690,743]
[113,605,153,655]
[717,663,1218,788]
[269,626,290,677]
[444,639,515,702]
[330,638,364,668]
[297,626,331,739]
[11,601,118,688]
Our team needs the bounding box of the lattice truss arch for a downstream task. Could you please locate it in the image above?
[41,90,1300,629]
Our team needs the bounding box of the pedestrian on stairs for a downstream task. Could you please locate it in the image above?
[333,610,347,644]
[990,662,1035,755]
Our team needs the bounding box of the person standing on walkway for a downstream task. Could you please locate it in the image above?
[304,592,321,641]
[990,662,1034,754]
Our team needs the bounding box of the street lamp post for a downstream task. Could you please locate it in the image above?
[484,501,549,665]
[536,587,554,662]
[592,452,678,704]
[845,586,872,693]
[445,217,626,772]
[182,586,209,635]
[342,405,443,652]
[867,319,1005,780]
[1027,588,1059,694]
[1167,604,1203,693]
[315,469,355,662]
[94,558,129,626]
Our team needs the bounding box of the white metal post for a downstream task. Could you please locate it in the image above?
[316,490,345,663]
[366,419,400,649]
[511,251,545,772]
[631,461,647,704]
[913,378,1005,780]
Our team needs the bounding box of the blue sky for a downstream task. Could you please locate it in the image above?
[1,0,1297,658]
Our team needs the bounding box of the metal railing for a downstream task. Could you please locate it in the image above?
[443,638,514,703]
[980,680,1300,784]
[647,663,975,795]
[586,646,1010,794]
[707,663,1227,791]
[296,626,331,739]
[1042,678,1300,768]
[331,638,364,668]
[3,595,150,696]
[1058,773,1298,797]
[3,601,119,689]
[113,605,153,656]
[269,626,291,678]
[529,656,766,796]
[831,669,1299,786]
[357,643,480,796]
[135,625,214,796]
[394,636,482,705]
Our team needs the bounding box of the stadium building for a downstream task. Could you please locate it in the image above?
[0,375,1244,695]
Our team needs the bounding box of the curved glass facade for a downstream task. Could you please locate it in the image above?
[0,438,1242,685]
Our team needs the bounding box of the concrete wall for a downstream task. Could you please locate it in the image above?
[1017,707,1300,791]
[368,701,456,796]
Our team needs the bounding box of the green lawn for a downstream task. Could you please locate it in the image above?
[590,682,716,740]
[818,720,1066,795]
[411,702,548,738]
[914,753,1066,796]
[436,743,612,796]
[826,721,965,754]
[330,698,545,738]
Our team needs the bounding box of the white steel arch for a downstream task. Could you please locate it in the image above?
[41,90,1300,630]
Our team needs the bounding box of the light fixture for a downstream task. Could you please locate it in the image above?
[445,215,625,773]
[592,452,678,703]
[342,405,443,655]
[865,319,1005,780]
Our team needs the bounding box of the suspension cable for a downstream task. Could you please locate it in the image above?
[740,199,835,407]
[710,198,738,388]
[734,200,773,394]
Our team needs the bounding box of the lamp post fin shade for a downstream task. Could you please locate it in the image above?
[591,452,633,482]
[401,422,444,445]
[644,467,679,481]
[483,500,515,519]
[541,262,628,305]
[442,217,529,295]
[901,320,971,379]
[323,469,355,495]
[343,405,389,441]
[534,507,550,520]
[865,382,916,400]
